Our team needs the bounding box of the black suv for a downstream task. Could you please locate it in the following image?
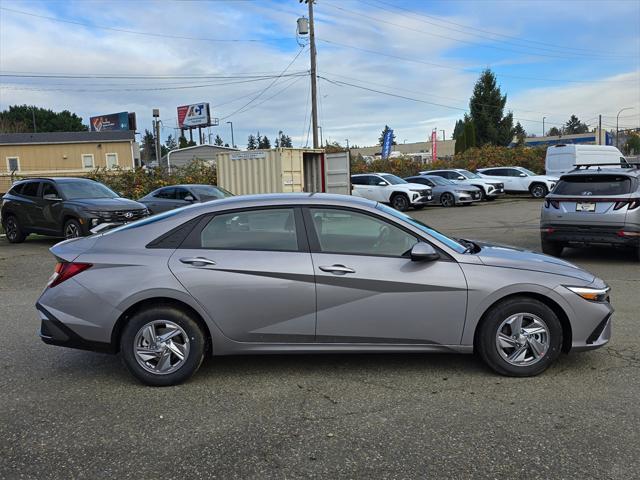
[1,177,149,243]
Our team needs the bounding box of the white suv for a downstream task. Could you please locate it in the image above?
[477,166,558,198]
[351,173,432,211]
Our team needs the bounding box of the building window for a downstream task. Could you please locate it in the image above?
[106,153,118,169]
[82,154,95,169]
[6,156,20,172]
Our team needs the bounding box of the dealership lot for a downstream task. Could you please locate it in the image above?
[1,198,638,479]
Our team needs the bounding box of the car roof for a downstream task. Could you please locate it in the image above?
[185,193,377,211]
[351,173,385,176]
[15,176,98,184]
[560,167,640,178]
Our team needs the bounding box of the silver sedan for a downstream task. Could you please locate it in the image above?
[405,175,482,206]
[37,194,612,385]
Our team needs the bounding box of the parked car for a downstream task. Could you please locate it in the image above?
[1,177,149,243]
[139,184,233,214]
[545,144,627,177]
[540,164,640,259]
[477,166,558,198]
[351,173,432,211]
[38,193,612,386]
[419,168,505,200]
[404,175,481,207]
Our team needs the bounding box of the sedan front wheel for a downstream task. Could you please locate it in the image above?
[476,297,563,377]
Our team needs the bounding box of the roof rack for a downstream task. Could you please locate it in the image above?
[573,161,640,171]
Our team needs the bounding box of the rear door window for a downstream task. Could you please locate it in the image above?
[554,175,632,196]
[154,188,176,199]
[21,182,40,197]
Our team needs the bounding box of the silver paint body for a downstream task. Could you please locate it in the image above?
[37,194,612,357]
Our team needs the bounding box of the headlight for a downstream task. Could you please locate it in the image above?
[85,210,108,218]
[565,285,610,302]
[454,189,467,193]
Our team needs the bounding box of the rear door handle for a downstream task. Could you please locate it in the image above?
[319,264,355,274]
[180,257,217,267]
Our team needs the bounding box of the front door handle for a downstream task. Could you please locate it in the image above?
[180,257,216,267]
[319,264,355,274]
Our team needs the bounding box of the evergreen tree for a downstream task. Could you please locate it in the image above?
[513,122,526,146]
[140,129,156,163]
[178,135,196,148]
[548,126,561,136]
[275,131,293,148]
[214,134,224,146]
[564,115,589,134]
[258,134,271,149]
[165,134,178,151]
[247,134,258,150]
[469,69,513,146]
[453,115,475,154]
[378,125,397,146]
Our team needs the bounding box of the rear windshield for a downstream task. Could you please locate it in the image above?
[553,175,632,196]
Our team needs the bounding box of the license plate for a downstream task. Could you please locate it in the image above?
[576,202,596,212]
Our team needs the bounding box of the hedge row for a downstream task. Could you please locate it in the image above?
[86,159,217,199]
[351,145,547,177]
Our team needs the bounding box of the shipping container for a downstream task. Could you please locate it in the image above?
[216,148,350,196]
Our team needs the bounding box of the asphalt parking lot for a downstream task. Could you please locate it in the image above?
[1,198,638,479]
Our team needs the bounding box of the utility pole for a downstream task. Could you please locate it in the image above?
[152,109,162,167]
[32,107,37,133]
[542,117,546,137]
[598,114,602,145]
[306,0,319,149]
[226,121,235,148]
[345,139,349,150]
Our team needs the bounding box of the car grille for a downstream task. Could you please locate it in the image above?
[91,209,149,222]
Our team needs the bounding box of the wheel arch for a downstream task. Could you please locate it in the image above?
[529,182,548,194]
[111,297,213,354]
[472,292,573,353]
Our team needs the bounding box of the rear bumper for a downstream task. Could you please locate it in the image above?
[37,303,114,353]
[541,224,640,248]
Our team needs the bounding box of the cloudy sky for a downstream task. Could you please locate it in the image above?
[1,0,639,148]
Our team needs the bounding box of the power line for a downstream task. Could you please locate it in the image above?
[321,2,636,60]
[0,6,289,43]
[360,0,636,58]
[317,38,638,84]
[0,72,307,80]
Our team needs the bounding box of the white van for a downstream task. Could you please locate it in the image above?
[545,144,627,176]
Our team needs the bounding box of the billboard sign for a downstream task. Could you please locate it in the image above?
[381,128,394,160]
[177,103,211,129]
[90,112,130,132]
[431,130,438,162]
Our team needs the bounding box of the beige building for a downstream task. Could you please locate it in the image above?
[0,131,137,193]
[351,139,456,162]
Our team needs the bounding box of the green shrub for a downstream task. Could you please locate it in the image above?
[86,159,217,199]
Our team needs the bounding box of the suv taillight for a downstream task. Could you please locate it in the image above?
[544,199,560,209]
[48,262,92,288]
[614,199,640,211]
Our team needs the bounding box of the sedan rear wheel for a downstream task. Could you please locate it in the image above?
[476,297,562,377]
[440,192,455,207]
[120,306,205,386]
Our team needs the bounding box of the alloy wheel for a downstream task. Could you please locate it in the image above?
[64,222,80,239]
[495,313,550,366]
[5,218,18,241]
[133,320,190,375]
[392,195,408,211]
[531,185,546,198]
[441,193,454,207]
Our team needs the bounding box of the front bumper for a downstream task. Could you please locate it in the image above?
[485,184,505,197]
[541,223,640,248]
[571,312,612,352]
[456,191,482,203]
[410,193,433,205]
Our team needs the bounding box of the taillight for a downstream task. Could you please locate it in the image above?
[628,199,640,210]
[544,199,559,209]
[614,200,640,210]
[48,262,92,288]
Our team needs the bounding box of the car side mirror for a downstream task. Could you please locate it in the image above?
[457,176,465,180]
[43,194,62,201]
[519,173,527,177]
[377,181,387,186]
[184,195,195,202]
[410,242,439,262]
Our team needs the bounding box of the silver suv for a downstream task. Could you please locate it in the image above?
[420,168,505,200]
[540,165,640,259]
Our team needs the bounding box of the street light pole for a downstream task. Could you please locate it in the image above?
[345,139,349,150]
[226,121,235,148]
[616,107,634,148]
[542,117,546,136]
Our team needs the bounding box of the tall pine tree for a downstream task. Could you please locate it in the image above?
[469,69,513,146]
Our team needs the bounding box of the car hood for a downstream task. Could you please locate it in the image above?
[533,175,559,182]
[65,197,147,211]
[473,240,595,282]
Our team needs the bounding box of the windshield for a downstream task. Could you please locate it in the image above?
[376,203,467,253]
[460,170,481,179]
[191,185,234,200]
[425,175,453,186]
[58,181,119,199]
[380,174,407,185]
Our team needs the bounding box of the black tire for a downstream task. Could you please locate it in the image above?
[3,215,27,243]
[530,183,548,199]
[541,239,564,257]
[390,193,409,212]
[440,192,455,207]
[120,306,206,386]
[63,218,82,239]
[477,187,487,201]
[476,296,563,377]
